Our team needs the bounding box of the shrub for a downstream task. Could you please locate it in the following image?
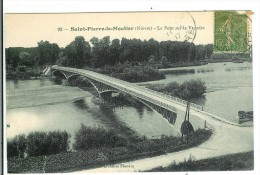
[73,124,127,150]
[27,131,70,157]
[7,134,27,158]
[7,131,70,158]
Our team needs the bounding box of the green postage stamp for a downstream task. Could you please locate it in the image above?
[214,11,252,53]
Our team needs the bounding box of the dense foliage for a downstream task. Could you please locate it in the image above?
[7,135,27,158]
[6,36,214,79]
[148,79,207,100]
[61,36,92,68]
[7,131,70,158]
[6,41,60,79]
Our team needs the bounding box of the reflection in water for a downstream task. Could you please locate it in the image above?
[196,69,214,73]
[73,99,89,110]
[13,80,19,89]
[72,97,142,141]
[135,106,145,119]
[51,77,63,85]
[225,67,252,72]
[162,69,195,75]
[98,103,140,141]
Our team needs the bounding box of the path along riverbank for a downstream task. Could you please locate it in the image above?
[76,100,253,172]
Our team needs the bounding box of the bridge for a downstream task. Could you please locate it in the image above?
[49,66,239,126]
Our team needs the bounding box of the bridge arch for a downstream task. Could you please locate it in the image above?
[52,70,68,79]
[67,73,120,96]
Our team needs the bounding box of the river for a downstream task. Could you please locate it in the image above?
[6,62,252,147]
[140,62,253,123]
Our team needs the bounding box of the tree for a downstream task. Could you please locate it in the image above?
[37,41,60,65]
[90,36,111,67]
[7,134,27,158]
[204,44,214,59]
[109,39,121,65]
[179,79,207,100]
[56,51,68,66]
[148,55,156,65]
[6,47,23,69]
[19,52,34,67]
[187,43,196,62]
[161,56,168,68]
[64,36,91,68]
[148,38,160,62]
[195,45,206,61]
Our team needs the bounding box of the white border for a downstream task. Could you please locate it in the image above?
[3,1,260,175]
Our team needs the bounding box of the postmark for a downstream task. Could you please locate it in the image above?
[214,11,252,53]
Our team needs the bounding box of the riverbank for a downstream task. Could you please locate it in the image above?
[8,129,212,173]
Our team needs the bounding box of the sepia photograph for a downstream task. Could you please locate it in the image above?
[3,10,255,173]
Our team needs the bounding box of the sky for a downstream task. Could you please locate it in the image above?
[4,12,214,48]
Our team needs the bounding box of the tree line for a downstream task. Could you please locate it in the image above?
[6,36,213,70]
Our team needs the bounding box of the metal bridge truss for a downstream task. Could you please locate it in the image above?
[51,69,177,125]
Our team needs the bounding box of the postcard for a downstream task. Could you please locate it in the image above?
[4,11,254,174]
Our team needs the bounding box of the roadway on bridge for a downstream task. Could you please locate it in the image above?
[51,67,253,172]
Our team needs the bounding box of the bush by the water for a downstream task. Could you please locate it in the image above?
[148,79,206,100]
[7,135,27,158]
[7,131,70,158]
[73,124,128,150]
[93,61,165,83]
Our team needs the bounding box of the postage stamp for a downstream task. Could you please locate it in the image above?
[214,11,252,53]
[4,11,254,174]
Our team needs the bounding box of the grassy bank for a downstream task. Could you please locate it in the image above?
[8,129,212,173]
[146,151,254,172]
